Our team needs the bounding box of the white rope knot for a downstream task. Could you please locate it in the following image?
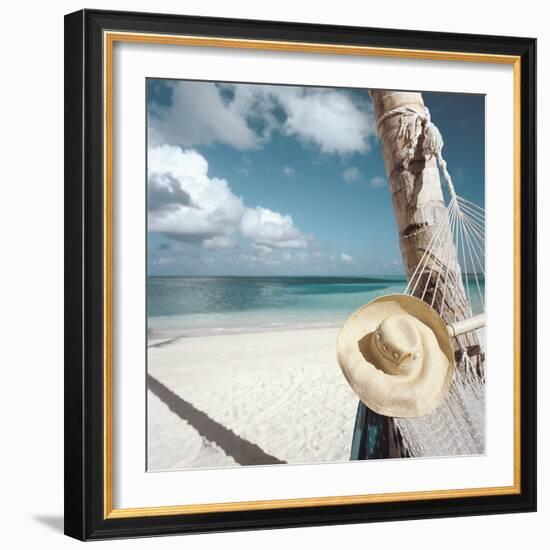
[422,120,444,159]
[376,105,456,198]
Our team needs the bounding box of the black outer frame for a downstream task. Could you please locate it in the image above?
[64,8,537,541]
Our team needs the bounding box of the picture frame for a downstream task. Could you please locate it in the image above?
[64,8,537,541]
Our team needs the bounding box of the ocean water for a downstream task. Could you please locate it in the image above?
[147,276,484,340]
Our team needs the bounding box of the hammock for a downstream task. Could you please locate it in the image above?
[375,104,486,457]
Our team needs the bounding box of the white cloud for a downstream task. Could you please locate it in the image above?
[369,176,386,188]
[341,253,355,264]
[203,236,237,250]
[148,145,312,251]
[238,252,281,267]
[154,257,176,266]
[251,243,274,255]
[150,82,376,156]
[281,165,295,177]
[149,82,259,150]
[240,206,312,249]
[148,172,195,212]
[342,166,362,183]
[148,145,245,242]
[274,87,375,155]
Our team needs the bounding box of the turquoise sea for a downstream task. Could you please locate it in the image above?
[147,275,484,340]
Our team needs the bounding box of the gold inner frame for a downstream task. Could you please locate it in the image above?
[103,31,522,519]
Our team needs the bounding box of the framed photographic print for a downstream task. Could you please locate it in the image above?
[64,9,537,540]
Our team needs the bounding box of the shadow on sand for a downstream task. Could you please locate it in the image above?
[147,374,286,466]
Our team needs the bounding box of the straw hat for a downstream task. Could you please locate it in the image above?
[336,294,455,418]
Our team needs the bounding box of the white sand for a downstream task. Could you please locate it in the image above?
[147,327,359,471]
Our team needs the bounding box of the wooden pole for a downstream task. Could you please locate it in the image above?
[448,314,486,338]
[349,90,485,460]
[370,90,482,370]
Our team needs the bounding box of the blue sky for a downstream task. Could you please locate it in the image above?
[147,79,484,276]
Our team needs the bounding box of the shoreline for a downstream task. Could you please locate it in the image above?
[147,320,344,347]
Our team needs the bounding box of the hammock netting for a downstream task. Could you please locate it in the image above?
[374,103,486,458]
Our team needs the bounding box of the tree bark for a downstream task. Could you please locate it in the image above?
[365,90,484,459]
[370,90,482,369]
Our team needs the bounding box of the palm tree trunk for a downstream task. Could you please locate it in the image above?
[370,90,482,370]
[355,90,484,459]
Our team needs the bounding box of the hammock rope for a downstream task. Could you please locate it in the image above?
[383,105,486,324]
[404,194,486,321]
[375,102,486,458]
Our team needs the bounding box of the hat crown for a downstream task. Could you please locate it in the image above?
[337,294,455,417]
[375,314,422,371]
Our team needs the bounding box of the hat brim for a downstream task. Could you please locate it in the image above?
[336,294,455,418]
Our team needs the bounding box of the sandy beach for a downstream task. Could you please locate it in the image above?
[147,327,359,471]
